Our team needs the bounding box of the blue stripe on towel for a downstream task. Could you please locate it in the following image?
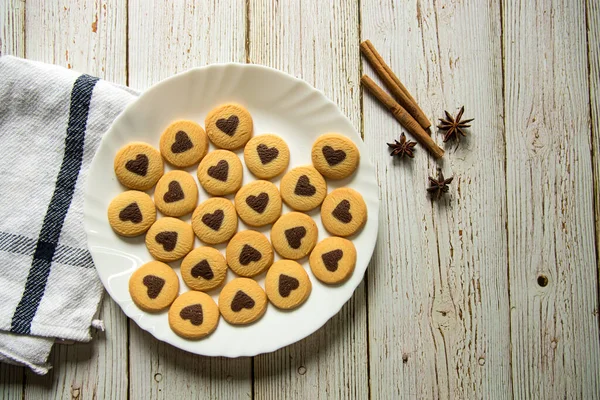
[10,74,99,335]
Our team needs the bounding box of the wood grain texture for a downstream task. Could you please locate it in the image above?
[0,0,25,57]
[504,0,600,397]
[361,0,511,398]
[127,0,246,90]
[588,0,600,273]
[18,1,129,399]
[0,363,23,400]
[126,1,251,399]
[248,1,368,399]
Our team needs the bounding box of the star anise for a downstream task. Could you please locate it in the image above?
[387,133,417,158]
[427,168,453,200]
[437,106,474,143]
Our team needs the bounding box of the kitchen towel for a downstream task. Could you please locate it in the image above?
[0,56,137,374]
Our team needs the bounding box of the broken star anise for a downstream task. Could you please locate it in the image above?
[427,168,453,200]
[437,106,473,143]
[387,133,417,158]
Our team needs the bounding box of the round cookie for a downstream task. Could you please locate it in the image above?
[234,180,282,227]
[205,103,253,150]
[159,120,209,167]
[153,170,199,217]
[197,150,243,196]
[129,261,179,312]
[226,230,274,277]
[265,260,312,310]
[191,197,238,244]
[309,237,356,284]
[218,278,267,325]
[244,134,290,179]
[114,142,164,190]
[168,291,220,339]
[280,166,327,212]
[107,191,156,237]
[321,188,367,237]
[180,247,228,291]
[270,212,318,260]
[311,133,360,180]
[145,217,194,262]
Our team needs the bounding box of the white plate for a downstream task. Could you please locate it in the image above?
[84,64,379,357]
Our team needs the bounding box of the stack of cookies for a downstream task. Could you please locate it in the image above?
[108,103,367,340]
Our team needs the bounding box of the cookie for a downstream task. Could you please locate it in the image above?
[243,134,290,179]
[180,247,228,291]
[234,180,282,227]
[311,133,360,180]
[145,217,194,262]
[226,230,274,277]
[218,278,267,325]
[107,191,156,237]
[205,103,253,150]
[197,150,243,196]
[321,188,367,237]
[129,261,179,312]
[168,291,220,339]
[191,197,238,244]
[279,166,327,212]
[153,170,199,217]
[309,237,356,284]
[159,120,209,167]
[114,142,164,190]
[270,212,318,260]
[265,260,311,310]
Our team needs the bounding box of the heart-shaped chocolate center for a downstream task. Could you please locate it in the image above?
[245,192,269,213]
[284,227,306,249]
[278,274,299,297]
[231,290,255,311]
[125,154,149,176]
[202,209,224,231]
[332,200,352,223]
[321,249,343,272]
[171,130,194,153]
[294,175,316,196]
[207,160,229,182]
[163,181,185,203]
[119,202,142,223]
[155,231,178,251]
[322,146,346,166]
[191,260,214,280]
[257,144,279,164]
[216,115,239,136]
[142,275,165,299]
[239,244,261,265]
[180,304,203,325]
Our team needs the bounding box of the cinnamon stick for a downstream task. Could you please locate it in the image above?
[360,40,431,130]
[361,75,444,159]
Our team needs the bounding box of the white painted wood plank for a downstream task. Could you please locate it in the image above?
[0,0,25,57]
[0,1,26,397]
[361,0,511,398]
[504,0,600,397]
[588,0,600,268]
[24,297,128,399]
[248,1,369,398]
[18,1,129,399]
[126,1,251,399]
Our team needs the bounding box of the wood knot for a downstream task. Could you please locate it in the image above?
[478,357,485,366]
[71,386,81,399]
[297,366,307,375]
[154,373,162,382]
[402,353,409,363]
[537,274,548,287]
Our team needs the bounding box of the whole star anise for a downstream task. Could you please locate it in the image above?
[387,133,417,158]
[437,106,473,143]
[427,168,453,199]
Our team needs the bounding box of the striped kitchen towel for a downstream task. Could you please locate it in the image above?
[0,56,137,374]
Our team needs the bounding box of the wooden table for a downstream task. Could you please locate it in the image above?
[1,0,599,398]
